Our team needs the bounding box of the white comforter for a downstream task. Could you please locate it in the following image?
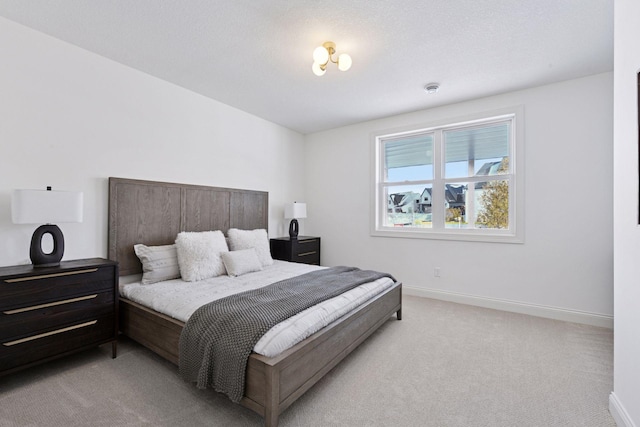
[119,260,394,357]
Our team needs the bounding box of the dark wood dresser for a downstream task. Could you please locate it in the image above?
[270,236,321,265]
[0,258,118,376]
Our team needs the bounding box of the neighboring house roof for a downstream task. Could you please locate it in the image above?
[389,159,506,209]
[475,160,503,176]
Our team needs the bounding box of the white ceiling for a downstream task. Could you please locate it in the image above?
[0,1,613,135]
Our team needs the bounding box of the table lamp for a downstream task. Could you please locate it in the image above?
[11,187,83,267]
[284,202,307,239]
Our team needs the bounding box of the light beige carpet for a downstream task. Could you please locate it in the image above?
[0,296,615,426]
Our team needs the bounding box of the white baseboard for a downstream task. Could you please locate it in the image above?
[402,285,613,329]
[609,392,637,427]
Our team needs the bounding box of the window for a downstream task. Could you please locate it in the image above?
[372,109,523,243]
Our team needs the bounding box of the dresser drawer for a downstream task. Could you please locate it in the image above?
[0,265,116,311]
[0,313,115,372]
[0,291,114,340]
[292,238,320,264]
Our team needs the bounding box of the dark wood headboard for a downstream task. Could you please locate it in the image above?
[108,177,268,276]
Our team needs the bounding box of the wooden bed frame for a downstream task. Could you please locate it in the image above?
[107,177,402,427]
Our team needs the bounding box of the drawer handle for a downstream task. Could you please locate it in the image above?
[3,294,99,315]
[4,268,99,283]
[298,251,317,257]
[2,320,98,347]
[298,240,317,244]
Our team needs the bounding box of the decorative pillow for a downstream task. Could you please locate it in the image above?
[227,228,274,267]
[221,248,263,277]
[133,243,181,285]
[175,231,228,282]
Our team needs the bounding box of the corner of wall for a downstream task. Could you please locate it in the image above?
[610,392,638,427]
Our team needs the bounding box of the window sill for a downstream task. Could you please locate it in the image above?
[371,227,524,244]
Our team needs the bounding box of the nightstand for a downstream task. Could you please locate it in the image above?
[270,236,321,265]
[0,258,118,376]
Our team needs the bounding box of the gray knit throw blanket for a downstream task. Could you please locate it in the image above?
[179,266,394,403]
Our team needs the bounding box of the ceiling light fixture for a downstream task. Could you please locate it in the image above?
[312,41,352,76]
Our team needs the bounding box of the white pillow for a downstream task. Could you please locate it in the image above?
[175,231,228,282]
[133,243,181,284]
[227,228,274,267]
[221,248,263,277]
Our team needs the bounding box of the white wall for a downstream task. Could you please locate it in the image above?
[610,0,640,425]
[0,17,305,267]
[305,72,613,326]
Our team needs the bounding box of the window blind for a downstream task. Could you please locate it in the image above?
[384,134,433,169]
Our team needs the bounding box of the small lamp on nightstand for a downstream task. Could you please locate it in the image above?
[284,202,307,239]
[11,187,83,267]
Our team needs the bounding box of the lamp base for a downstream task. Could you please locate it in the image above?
[288,219,299,239]
[30,224,65,268]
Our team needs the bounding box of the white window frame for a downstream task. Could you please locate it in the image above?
[371,107,524,243]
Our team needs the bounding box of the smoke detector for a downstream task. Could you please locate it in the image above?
[424,83,440,94]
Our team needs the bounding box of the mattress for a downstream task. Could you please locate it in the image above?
[119,260,394,357]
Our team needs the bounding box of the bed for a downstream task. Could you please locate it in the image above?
[107,177,402,427]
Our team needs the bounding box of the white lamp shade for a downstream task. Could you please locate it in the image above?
[312,46,330,64]
[12,189,83,224]
[338,53,352,71]
[284,202,307,219]
[312,62,326,76]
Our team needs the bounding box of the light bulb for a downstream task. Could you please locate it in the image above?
[337,53,352,71]
[313,46,329,65]
[312,62,326,76]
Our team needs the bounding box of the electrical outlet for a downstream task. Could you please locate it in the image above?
[434,267,441,278]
